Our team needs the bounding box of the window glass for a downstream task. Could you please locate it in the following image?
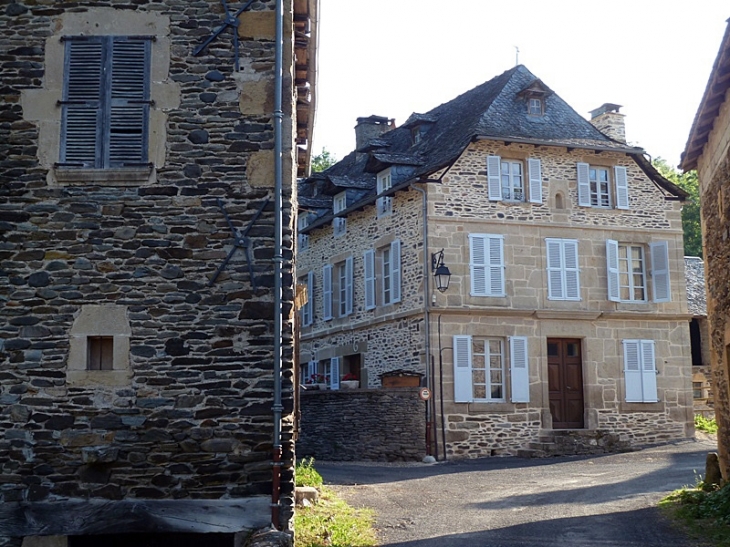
[589,167,611,207]
[618,244,646,301]
[471,338,504,401]
[501,160,524,201]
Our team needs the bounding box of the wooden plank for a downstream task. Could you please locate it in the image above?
[0,498,270,538]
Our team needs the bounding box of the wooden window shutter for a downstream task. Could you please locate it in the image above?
[345,256,354,315]
[640,340,658,402]
[307,360,317,383]
[488,235,505,296]
[322,265,333,320]
[623,340,643,402]
[364,250,376,310]
[453,335,473,403]
[606,239,620,302]
[302,270,314,326]
[650,241,671,303]
[330,357,340,390]
[509,336,529,403]
[470,234,488,296]
[546,238,564,300]
[577,162,591,207]
[487,155,502,201]
[563,239,580,300]
[528,158,543,204]
[391,239,401,303]
[614,166,629,210]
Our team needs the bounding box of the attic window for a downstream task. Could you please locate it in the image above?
[411,127,422,145]
[528,97,544,116]
[333,191,347,237]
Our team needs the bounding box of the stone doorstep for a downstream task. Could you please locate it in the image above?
[294,486,319,507]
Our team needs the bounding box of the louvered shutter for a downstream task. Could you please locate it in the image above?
[364,250,376,310]
[606,239,620,302]
[330,357,341,390]
[61,38,104,167]
[307,360,317,384]
[528,158,543,204]
[650,241,671,303]
[563,240,580,300]
[577,162,591,207]
[453,335,473,403]
[302,270,314,326]
[390,240,401,303]
[470,234,488,296]
[487,156,502,201]
[345,256,354,315]
[108,38,150,166]
[640,340,658,402]
[614,166,629,210]
[623,340,643,402]
[323,265,333,320]
[509,336,529,403]
[546,238,564,300]
[488,235,505,296]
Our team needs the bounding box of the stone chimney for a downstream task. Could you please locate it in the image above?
[589,103,626,143]
[355,115,394,150]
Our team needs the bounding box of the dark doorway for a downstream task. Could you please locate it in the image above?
[547,338,584,429]
[69,533,234,547]
[690,318,703,366]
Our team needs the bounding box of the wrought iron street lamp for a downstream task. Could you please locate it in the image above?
[431,249,451,293]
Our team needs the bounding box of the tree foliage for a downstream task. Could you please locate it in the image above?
[311,148,337,173]
[653,158,702,257]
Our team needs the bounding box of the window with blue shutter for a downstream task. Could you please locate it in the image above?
[623,339,658,402]
[545,238,580,301]
[60,36,151,169]
[364,250,376,310]
[469,234,505,297]
[322,265,333,320]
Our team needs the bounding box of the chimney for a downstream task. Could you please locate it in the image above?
[589,103,626,143]
[355,115,394,150]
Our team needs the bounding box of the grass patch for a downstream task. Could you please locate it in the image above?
[696,415,719,435]
[661,478,730,546]
[295,458,378,547]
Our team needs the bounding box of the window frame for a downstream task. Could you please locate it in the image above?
[469,233,505,297]
[376,168,393,217]
[500,160,524,202]
[528,97,544,116]
[471,337,506,402]
[297,215,309,251]
[333,191,347,237]
[336,257,354,317]
[545,238,581,301]
[577,163,629,210]
[606,239,670,303]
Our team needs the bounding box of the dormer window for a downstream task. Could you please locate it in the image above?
[377,169,393,217]
[333,191,347,237]
[517,79,552,118]
[298,214,309,251]
[528,97,543,116]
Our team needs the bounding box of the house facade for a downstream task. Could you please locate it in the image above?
[0,0,317,545]
[681,18,730,479]
[298,66,694,459]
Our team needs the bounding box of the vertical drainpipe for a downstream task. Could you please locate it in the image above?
[410,183,433,457]
[271,0,284,530]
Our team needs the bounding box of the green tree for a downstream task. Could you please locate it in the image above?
[653,158,702,257]
[311,148,337,173]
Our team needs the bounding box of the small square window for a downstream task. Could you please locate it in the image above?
[87,336,114,371]
[528,97,543,116]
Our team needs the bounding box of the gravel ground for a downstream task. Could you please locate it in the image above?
[317,438,716,547]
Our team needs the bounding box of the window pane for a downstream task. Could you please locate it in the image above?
[472,354,485,369]
[473,385,487,399]
[491,385,503,399]
[473,369,486,384]
[473,339,485,353]
[567,343,579,357]
[547,342,559,356]
[489,339,502,354]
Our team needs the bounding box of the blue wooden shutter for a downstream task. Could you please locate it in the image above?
[330,357,341,390]
[307,360,317,384]
[364,250,376,310]
[322,265,333,320]
[488,235,505,296]
[606,239,620,302]
[623,340,642,402]
[563,239,580,300]
[345,256,354,315]
[302,271,314,326]
[61,38,104,167]
[614,166,629,209]
[640,340,658,402]
[546,238,564,300]
[509,336,529,403]
[108,37,150,166]
[470,234,487,296]
[528,158,542,204]
[391,239,401,304]
[453,335,473,403]
[487,156,502,201]
[650,241,671,303]
[577,163,591,207]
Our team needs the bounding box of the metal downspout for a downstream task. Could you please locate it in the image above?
[271,0,284,530]
[410,183,433,457]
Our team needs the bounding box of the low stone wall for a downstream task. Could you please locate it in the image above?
[298,388,426,462]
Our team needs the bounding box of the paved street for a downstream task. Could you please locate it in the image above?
[317,438,715,546]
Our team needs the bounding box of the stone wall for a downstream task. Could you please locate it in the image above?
[298,388,427,461]
[0,0,301,538]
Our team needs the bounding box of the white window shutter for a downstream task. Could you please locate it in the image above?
[391,239,401,303]
[563,240,580,300]
[640,340,658,402]
[577,162,591,207]
[487,155,502,201]
[606,239,620,302]
[323,265,333,320]
[614,166,629,210]
[528,158,543,204]
[307,360,317,384]
[364,250,376,310]
[509,336,529,403]
[470,234,488,296]
[546,238,564,300]
[330,357,340,390]
[345,256,354,315]
[623,340,643,402]
[453,335,473,403]
[650,241,671,303]
[488,235,505,296]
[302,271,314,326]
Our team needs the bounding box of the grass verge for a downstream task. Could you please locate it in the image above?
[295,458,378,547]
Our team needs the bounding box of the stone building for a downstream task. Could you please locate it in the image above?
[681,18,730,479]
[0,0,317,545]
[685,257,713,412]
[298,65,694,460]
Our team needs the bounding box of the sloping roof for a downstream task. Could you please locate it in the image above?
[681,19,730,171]
[300,64,686,229]
[685,256,707,316]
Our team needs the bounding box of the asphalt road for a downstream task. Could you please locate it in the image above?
[317,438,716,547]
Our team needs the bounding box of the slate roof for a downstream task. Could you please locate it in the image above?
[299,64,686,231]
[685,256,707,316]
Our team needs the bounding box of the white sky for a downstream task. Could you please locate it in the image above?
[311,1,729,170]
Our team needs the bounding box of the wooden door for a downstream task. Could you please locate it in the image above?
[547,338,584,429]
